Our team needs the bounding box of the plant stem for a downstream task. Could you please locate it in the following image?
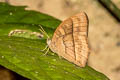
[99,0,120,21]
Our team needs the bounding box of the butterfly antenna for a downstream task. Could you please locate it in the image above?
[39,25,49,38]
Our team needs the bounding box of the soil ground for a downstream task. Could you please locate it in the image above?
[0,0,120,80]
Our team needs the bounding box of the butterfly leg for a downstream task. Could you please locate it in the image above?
[40,45,48,51]
[44,47,50,55]
[58,55,62,59]
[40,45,50,55]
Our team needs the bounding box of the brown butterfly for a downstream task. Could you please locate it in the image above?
[40,12,90,67]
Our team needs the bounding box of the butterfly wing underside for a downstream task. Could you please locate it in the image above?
[49,12,89,67]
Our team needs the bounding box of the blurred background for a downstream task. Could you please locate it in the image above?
[0,0,120,80]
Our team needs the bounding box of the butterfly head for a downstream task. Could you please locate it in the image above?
[47,38,51,46]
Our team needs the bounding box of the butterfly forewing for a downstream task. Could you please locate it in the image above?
[49,12,89,67]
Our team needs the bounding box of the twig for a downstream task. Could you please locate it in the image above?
[98,0,120,21]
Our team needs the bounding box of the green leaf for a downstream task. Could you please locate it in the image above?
[0,2,110,80]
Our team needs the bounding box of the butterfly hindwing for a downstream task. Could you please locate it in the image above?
[48,12,89,67]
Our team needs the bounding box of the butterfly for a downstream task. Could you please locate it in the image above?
[40,12,90,67]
